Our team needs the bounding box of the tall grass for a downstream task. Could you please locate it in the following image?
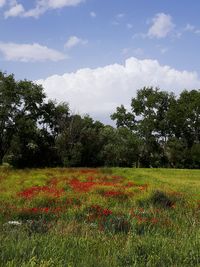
[0,168,199,266]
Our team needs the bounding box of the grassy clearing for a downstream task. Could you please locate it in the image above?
[0,167,199,266]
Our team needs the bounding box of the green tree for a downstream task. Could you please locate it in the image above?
[0,72,61,167]
[4,80,47,167]
[0,72,19,164]
[99,126,140,167]
[0,73,46,165]
[111,87,175,167]
[56,114,105,167]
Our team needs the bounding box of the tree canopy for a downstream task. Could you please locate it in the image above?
[0,71,199,168]
[112,87,200,168]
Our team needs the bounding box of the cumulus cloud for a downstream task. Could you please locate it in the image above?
[0,42,67,62]
[4,3,24,18]
[4,0,85,18]
[148,13,175,38]
[36,57,200,122]
[0,0,6,7]
[64,36,88,49]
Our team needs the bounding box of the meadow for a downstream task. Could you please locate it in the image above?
[0,167,199,267]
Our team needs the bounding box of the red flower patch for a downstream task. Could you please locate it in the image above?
[69,179,96,192]
[88,205,112,218]
[18,186,64,199]
[135,184,148,191]
[87,176,95,182]
[99,181,120,187]
[103,190,125,198]
[129,208,159,225]
[47,178,59,187]
[19,206,64,215]
[125,182,135,187]
[69,178,122,192]
[100,175,124,183]
[102,208,113,216]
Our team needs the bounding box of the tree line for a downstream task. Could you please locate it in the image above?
[0,71,199,168]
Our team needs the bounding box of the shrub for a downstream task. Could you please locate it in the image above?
[105,214,131,233]
[149,190,174,208]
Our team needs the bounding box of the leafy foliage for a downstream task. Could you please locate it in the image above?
[112,87,200,168]
[0,71,200,168]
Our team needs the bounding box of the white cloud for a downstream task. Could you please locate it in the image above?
[184,23,195,32]
[64,36,88,49]
[183,23,200,35]
[41,0,84,9]
[22,7,44,18]
[148,13,175,38]
[36,57,200,122]
[0,42,67,62]
[4,3,24,18]
[25,0,84,17]
[4,0,85,18]
[126,23,133,29]
[116,13,125,19]
[0,0,6,7]
[90,11,96,18]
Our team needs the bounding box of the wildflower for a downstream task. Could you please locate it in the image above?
[7,221,22,226]
[103,191,124,198]
[126,182,135,187]
[102,209,112,216]
[69,179,96,192]
[18,186,64,199]
[150,218,159,224]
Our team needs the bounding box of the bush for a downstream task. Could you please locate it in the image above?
[149,190,174,208]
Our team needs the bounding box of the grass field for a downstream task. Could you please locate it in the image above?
[0,167,199,267]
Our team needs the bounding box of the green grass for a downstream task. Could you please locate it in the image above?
[0,167,199,267]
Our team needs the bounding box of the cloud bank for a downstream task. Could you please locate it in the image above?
[0,42,67,62]
[4,0,85,18]
[0,0,6,8]
[36,57,200,122]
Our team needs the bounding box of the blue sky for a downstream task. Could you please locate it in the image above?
[1,0,200,122]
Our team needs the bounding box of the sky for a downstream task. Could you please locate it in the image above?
[1,0,200,123]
